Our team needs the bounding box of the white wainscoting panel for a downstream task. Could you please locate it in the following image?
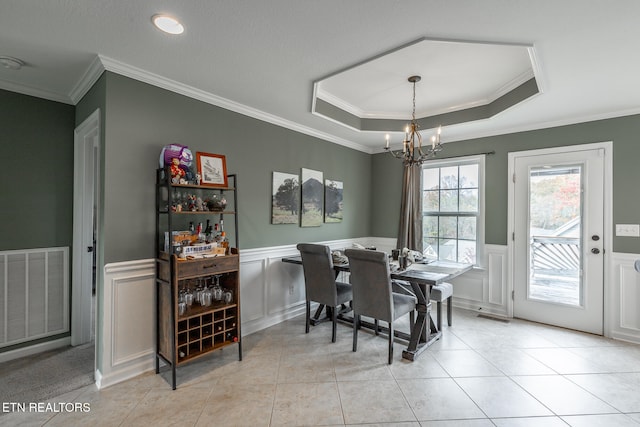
[99,259,155,389]
[239,238,371,336]
[95,238,512,389]
[239,258,267,324]
[448,244,509,317]
[610,252,640,343]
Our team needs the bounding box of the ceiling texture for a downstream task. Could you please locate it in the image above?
[1,1,640,154]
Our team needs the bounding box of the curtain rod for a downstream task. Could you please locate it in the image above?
[425,150,495,161]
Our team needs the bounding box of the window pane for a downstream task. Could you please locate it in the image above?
[459,164,478,188]
[422,168,439,190]
[423,216,438,238]
[439,238,457,261]
[423,237,438,259]
[423,190,439,212]
[439,217,457,238]
[421,159,482,266]
[460,189,478,212]
[440,190,458,211]
[458,217,476,240]
[458,239,476,264]
[440,166,458,189]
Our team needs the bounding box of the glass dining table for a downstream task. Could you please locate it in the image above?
[281,254,473,361]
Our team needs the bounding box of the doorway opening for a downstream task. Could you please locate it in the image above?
[72,109,100,369]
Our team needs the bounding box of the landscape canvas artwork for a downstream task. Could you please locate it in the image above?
[300,168,324,227]
[324,179,343,223]
[271,171,299,224]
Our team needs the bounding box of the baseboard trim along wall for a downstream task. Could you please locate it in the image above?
[97,240,640,389]
[0,336,71,364]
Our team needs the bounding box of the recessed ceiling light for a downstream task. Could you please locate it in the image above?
[152,14,184,35]
[0,56,25,70]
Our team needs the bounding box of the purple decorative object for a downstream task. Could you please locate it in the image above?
[159,144,193,169]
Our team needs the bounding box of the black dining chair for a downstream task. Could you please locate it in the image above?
[297,243,353,343]
[345,249,416,364]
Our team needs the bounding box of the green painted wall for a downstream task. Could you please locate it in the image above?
[371,114,640,254]
[0,89,75,250]
[101,72,372,264]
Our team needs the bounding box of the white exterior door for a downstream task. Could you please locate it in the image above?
[511,146,605,334]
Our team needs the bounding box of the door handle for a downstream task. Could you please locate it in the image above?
[591,248,600,254]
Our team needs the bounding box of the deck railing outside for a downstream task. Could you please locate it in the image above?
[530,236,580,277]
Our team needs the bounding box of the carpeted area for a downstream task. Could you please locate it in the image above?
[0,342,95,411]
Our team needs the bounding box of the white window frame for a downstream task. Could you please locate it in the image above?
[421,154,486,268]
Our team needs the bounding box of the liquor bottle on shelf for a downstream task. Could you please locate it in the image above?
[219,220,229,254]
[213,223,221,244]
[197,222,205,243]
[204,220,212,243]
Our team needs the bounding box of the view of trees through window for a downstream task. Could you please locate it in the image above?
[529,167,581,233]
[422,163,479,264]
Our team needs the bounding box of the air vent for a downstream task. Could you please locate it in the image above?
[477,314,510,323]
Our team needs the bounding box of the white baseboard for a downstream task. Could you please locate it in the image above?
[95,357,155,389]
[0,336,71,363]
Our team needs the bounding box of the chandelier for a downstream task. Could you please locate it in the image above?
[384,75,443,166]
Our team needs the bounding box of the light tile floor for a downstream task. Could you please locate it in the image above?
[3,308,640,426]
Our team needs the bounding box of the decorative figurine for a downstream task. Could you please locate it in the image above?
[170,157,185,182]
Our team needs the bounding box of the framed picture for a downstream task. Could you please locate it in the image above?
[300,168,323,227]
[271,171,300,224]
[324,179,343,223]
[196,152,228,187]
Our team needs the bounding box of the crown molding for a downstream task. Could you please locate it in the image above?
[369,105,640,154]
[0,79,72,105]
[68,55,106,104]
[97,55,371,154]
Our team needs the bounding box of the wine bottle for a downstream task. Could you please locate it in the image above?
[204,219,212,242]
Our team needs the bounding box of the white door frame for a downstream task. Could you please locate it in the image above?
[72,109,100,346]
[507,141,613,335]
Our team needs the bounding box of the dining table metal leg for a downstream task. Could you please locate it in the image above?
[309,304,328,326]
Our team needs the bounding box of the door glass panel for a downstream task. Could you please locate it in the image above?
[528,165,582,306]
